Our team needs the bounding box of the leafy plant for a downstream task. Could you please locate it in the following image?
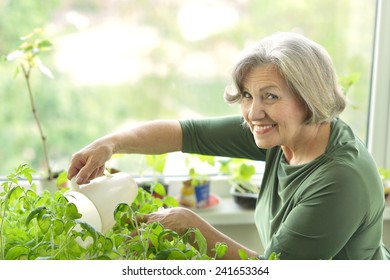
[137,154,169,198]
[339,72,360,96]
[238,249,281,260]
[379,167,390,181]
[2,29,54,180]
[144,154,168,179]
[0,164,226,260]
[339,72,361,110]
[0,164,111,260]
[110,196,212,260]
[185,154,215,187]
[379,167,390,199]
[219,158,258,194]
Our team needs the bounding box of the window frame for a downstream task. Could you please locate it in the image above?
[368,0,390,168]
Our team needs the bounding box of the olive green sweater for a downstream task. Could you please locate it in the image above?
[180,115,390,259]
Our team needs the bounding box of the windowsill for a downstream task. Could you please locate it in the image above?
[195,196,390,225]
[161,175,257,226]
[193,197,255,226]
[164,176,390,224]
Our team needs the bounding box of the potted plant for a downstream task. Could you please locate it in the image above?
[138,153,169,199]
[219,158,259,209]
[1,28,64,192]
[178,154,215,209]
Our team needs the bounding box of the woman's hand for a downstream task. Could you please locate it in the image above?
[67,138,114,184]
[139,207,194,236]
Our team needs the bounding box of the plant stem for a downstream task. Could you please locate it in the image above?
[0,201,6,259]
[0,181,15,259]
[21,64,53,180]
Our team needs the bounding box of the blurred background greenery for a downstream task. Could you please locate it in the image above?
[0,0,376,176]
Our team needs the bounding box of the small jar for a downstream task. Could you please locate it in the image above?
[179,179,196,208]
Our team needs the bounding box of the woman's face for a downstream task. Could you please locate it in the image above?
[241,65,308,150]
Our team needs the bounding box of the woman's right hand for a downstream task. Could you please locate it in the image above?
[67,138,115,185]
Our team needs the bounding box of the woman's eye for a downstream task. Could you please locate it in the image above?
[266,93,278,100]
[242,91,252,99]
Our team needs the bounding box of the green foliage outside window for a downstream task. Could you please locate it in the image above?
[0,0,376,176]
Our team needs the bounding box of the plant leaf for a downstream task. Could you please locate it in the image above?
[37,212,51,234]
[65,202,82,220]
[160,248,188,260]
[35,58,54,79]
[145,154,167,174]
[53,218,65,235]
[25,206,47,226]
[36,39,52,50]
[154,249,170,260]
[5,245,29,260]
[162,195,179,207]
[55,171,68,187]
[6,50,23,61]
[268,252,281,260]
[151,183,166,197]
[113,234,125,248]
[238,248,249,260]
[78,220,99,243]
[213,242,227,259]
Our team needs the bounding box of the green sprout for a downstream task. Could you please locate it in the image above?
[2,28,54,180]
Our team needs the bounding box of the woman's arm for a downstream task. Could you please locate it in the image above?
[142,207,259,259]
[181,115,266,160]
[68,120,182,184]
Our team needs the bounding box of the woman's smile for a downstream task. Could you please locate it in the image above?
[252,124,277,135]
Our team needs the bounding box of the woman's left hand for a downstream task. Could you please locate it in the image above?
[139,207,197,236]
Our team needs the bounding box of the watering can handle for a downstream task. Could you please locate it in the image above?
[70,170,114,191]
[70,177,81,191]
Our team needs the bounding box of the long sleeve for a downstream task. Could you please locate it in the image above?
[180,115,266,160]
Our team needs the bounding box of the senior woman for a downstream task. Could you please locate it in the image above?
[68,32,390,260]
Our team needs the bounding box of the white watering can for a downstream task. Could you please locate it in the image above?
[65,172,138,233]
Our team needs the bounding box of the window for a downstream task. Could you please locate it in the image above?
[0,0,378,176]
[368,0,390,168]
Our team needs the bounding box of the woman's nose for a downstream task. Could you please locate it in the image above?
[249,99,266,120]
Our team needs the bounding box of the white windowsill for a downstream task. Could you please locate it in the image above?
[164,176,390,224]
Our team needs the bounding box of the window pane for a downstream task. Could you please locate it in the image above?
[0,0,376,176]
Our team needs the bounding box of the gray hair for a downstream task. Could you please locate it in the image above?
[224,32,346,124]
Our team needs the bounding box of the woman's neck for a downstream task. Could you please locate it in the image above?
[281,122,331,165]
